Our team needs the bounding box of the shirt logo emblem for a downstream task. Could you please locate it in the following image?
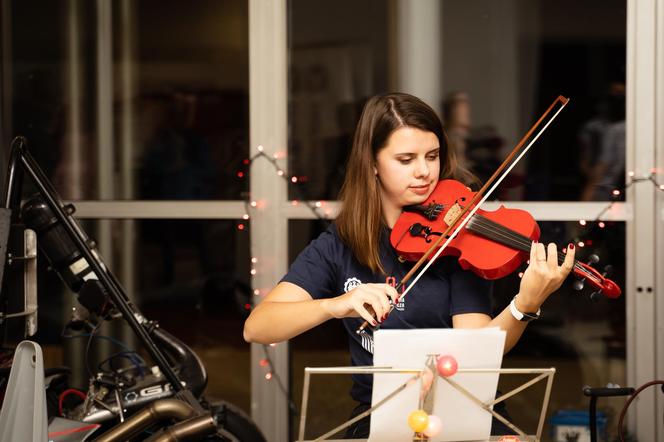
[343,277,362,293]
[394,296,406,312]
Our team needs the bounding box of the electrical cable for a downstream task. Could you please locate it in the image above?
[84,322,103,379]
[62,325,148,378]
[62,329,135,353]
[58,388,87,417]
[618,380,664,441]
[97,351,146,378]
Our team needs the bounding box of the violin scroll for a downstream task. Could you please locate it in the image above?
[572,259,621,299]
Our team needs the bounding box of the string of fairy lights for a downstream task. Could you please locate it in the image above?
[591,170,664,220]
[513,170,663,280]
[236,145,332,413]
[237,146,663,412]
[235,145,333,234]
[571,170,664,251]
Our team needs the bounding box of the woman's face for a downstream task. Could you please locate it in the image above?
[375,127,440,214]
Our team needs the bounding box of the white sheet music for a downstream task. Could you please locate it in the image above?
[370,328,506,442]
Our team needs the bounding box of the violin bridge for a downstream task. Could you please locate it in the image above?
[443,203,463,227]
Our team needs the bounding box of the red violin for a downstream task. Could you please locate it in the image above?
[390,179,621,299]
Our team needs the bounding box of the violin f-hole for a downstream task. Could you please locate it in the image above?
[408,223,443,243]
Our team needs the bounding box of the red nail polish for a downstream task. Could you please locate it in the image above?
[569,243,575,250]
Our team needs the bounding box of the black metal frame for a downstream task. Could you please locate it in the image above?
[583,385,635,442]
[2,136,187,395]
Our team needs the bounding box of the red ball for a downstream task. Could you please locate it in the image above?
[436,355,458,377]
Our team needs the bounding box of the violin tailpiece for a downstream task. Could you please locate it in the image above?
[403,203,444,221]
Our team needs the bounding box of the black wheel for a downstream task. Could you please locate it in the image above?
[204,400,266,442]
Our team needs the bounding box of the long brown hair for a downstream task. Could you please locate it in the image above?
[335,92,475,274]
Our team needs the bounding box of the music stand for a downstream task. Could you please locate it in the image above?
[298,365,554,441]
[298,328,555,442]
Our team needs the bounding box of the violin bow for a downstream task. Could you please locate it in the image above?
[357,95,569,336]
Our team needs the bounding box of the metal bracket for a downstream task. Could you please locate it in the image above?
[0,228,38,338]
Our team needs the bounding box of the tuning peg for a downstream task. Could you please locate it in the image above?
[573,279,585,291]
[590,290,601,303]
[587,254,600,265]
[602,264,613,276]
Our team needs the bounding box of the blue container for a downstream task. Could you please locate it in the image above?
[549,409,607,442]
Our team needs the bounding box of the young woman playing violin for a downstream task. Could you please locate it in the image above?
[243,92,576,437]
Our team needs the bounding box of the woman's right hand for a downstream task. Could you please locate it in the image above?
[321,283,399,326]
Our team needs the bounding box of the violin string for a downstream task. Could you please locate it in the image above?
[469,215,593,278]
[470,215,575,268]
[468,219,597,283]
[468,214,597,281]
[465,215,532,251]
[471,215,549,253]
[468,214,595,279]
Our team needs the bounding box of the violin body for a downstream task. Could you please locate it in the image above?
[391,179,621,298]
[391,180,540,280]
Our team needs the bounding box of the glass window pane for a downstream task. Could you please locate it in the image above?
[129,0,249,201]
[7,0,248,200]
[9,0,70,187]
[288,0,626,202]
[288,219,626,437]
[134,218,251,411]
[288,0,389,202]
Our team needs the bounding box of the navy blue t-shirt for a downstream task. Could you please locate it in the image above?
[281,224,493,404]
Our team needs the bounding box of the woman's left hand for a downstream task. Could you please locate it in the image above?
[516,241,576,312]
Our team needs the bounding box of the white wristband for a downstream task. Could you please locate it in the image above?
[510,296,541,322]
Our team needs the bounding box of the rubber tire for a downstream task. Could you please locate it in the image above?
[205,400,267,442]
